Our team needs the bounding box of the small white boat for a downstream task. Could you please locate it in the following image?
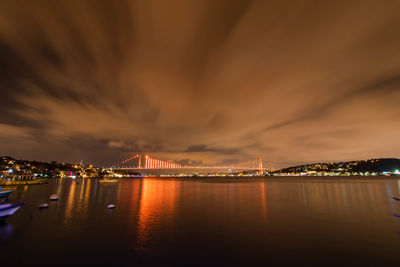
[39,203,49,209]
[0,202,22,222]
[50,194,59,201]
[107,204,115,209]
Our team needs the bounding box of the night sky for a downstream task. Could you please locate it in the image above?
[1,0,400,168]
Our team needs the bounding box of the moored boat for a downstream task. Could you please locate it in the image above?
[39,203,49,209]
[0,186,15,199]
[0,202,22,222]
[50,194,59,201]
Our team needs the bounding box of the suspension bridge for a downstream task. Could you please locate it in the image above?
[112,154,266,173]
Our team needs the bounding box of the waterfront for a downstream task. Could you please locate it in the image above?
[1,177,400,265]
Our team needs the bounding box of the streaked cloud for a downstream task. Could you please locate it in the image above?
[0,0,400,167]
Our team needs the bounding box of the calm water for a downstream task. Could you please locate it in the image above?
[1,177,400,266]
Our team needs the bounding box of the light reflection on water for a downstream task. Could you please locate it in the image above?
[136,179,179,251]
[1,177,400,265]
[0,223,13,242]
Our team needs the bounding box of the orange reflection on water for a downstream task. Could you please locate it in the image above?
[64,180,76,224]
[262,178,397,222]
[56,177,64,196]
[117,179,142,222]
[260,182,268,221]
[82,179,92,215]
[136,179,179,250]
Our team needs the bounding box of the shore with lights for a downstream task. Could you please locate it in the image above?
[1,156,400,184]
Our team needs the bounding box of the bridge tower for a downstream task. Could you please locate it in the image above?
[258,157,263,174]
[138,155,142,168]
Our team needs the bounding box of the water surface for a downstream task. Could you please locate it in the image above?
[1,177,400,266]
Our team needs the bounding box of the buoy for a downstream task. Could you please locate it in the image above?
[107,204,115,209]
[50,194,59,201]
[39,203,49,209]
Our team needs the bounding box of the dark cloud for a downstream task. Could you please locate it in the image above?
[185,144,240,155]
[0,0,400,167]
[175,158,203,166]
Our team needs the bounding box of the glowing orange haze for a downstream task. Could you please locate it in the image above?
[0,0,400,168]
